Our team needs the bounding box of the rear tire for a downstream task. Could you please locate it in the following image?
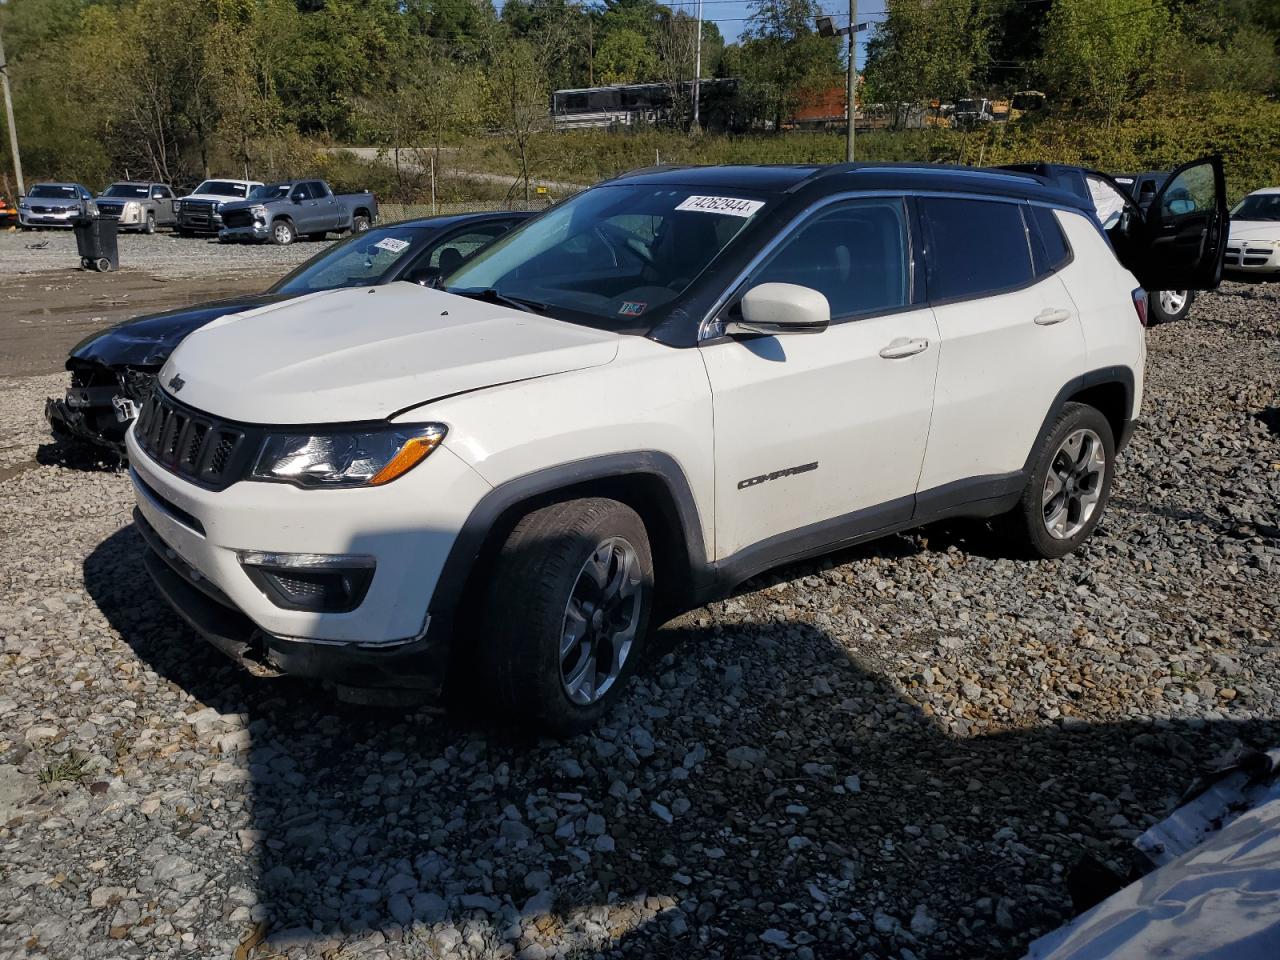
[1004,402,1115,559]
[352,214,370,233]
[473,498,653,736]
[1148,289,1193,325]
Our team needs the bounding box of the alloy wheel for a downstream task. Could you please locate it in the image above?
[1159,290,1187,315]
[1042,427,1106,540]
[559,537,644,705]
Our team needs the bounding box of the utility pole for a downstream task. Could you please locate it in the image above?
[817,12,869,163]
[691,0,703,131]
[846,0,856,162]
[0,6,24,196]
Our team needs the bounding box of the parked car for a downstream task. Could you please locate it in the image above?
[952,97,995,128]
[0,195,17,228]
[46,212,532,453]
[95,181,178,234]
[218,180,378,245]
[128,158,1226,733]
[1224,188,1280,275]
[175,179,262,236]
[17,182,95,228]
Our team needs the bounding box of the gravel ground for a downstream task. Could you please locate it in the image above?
[1,281,1278,960]
[0,228,331,279]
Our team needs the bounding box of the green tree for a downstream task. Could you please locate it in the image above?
[595,26,659,84]
[864,0,995,119]
[738,0,842,130]
[1040,0,1172,124]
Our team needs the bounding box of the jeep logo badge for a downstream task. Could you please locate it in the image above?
[168,374,185,392]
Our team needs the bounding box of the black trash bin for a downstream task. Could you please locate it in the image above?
[74,214,119,272]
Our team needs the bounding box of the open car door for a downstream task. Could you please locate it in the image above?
[998,157,1228,292]
[1118,156,1227,291]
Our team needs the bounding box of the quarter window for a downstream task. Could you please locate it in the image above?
[1027,206,1071,275]
[920,197,1033,301]
[747,198,911,319]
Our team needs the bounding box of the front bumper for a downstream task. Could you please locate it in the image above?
[176,210,223,233]
[1225,242,1280,273]
[127,421,491,654]
[137,510,450,697]
[19,209,77,227]
[218,224,270,242]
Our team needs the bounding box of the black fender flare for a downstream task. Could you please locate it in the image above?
[1024,365,1137,471]
[426,451,709,628]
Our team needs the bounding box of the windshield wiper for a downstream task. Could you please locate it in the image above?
[447,288,548,314]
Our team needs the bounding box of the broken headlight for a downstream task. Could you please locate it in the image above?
[248,424,447,489]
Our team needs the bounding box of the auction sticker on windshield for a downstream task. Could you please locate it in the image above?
[675,196,765,218]
[374,237,410,254]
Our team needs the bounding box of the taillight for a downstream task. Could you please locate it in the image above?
[1131,288,1148,327]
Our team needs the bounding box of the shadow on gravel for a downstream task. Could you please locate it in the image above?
[1259,407,1280,437]
[35,437,123,473]
[84,522,1280,958]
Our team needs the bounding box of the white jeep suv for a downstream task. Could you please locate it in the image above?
[127,160,1227,733]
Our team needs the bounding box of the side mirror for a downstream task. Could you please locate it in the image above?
[725,282,830,337]
[404,266,441,287]
[292,194,304,204]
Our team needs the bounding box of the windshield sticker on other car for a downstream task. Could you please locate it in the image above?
[618,301,648,317]
[373,237,410,254]
[675,196,765,218]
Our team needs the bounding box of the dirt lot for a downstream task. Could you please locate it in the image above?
[0,228,331,377]
[0,280,1278,960]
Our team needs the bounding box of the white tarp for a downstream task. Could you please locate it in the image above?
[1025,750,1280,960]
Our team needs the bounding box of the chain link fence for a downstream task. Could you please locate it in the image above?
[378,198,563,223]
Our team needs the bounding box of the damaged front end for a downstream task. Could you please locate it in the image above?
[46,361,157,455]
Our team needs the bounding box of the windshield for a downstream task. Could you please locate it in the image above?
[1231,194,1280,221]
[250,183,293,201]
[103,184,150,198]
[30,185,77,199]
[271,226,430,294]
[194,180,247,198]
[443,184,764,332]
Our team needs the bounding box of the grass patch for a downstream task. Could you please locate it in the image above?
[37,754,90,786]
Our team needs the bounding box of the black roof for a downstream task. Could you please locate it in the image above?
[612,162,1092,211]
[381,210,539,230]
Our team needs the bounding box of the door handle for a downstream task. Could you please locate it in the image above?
[879,336,930,359]
[1034,308,1072,326]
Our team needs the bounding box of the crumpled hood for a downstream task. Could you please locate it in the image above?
[68,294,291,369]
[1229,220,1280,243]
[161,284,620,424]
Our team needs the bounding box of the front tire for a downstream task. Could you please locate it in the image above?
[144,212,156,235]
[474,498,653,735]
[1005,402,1115,559]
[1148,289,1193,325]
[270,220,295,245]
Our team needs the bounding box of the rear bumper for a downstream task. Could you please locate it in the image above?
[137,509,449,697]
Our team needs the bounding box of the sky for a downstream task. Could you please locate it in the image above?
[664,0,887,55]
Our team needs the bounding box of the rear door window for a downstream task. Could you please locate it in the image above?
[749,197,912,320]
[920,197,1033,302]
